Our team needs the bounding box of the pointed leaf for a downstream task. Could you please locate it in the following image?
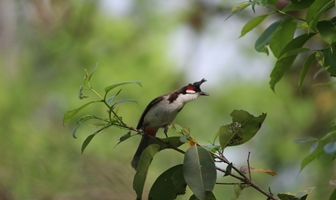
[278,187,315,200]
[255,20,282,55]
[87,62,98,82]
[63,101,98,124]
[104,81,141,96]
[269,17,297,58]
[81,134,95,153]
[219,110,267,149]
[299,52,317,91]
[269,33,316,91]
[224,163,233,177]
[323,46,336,76]
[114,131,132,148]
[240,14,269,38]
[149,165,185,200]
[306,0,334,32]
[112,98,137,106]
[225,2,251,21]
[282,0,314,12]
[300,147,324,172]
[183,146,216,200]
[105,89,122,104]
[317,17,336,45]
[72,115,95,138]
[83,69,89,81]
[133,144,161,200]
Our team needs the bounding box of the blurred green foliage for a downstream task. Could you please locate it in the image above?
[0,0,335,200]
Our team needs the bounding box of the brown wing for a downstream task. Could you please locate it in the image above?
[136,95,164,130]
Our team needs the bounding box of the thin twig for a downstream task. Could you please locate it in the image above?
[247,151,252,181]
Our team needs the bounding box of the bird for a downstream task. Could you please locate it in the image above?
[131,78,209,170]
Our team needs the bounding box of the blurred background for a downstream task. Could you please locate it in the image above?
[0,0,335,199]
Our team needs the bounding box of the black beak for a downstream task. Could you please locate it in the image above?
[200,91,209,96]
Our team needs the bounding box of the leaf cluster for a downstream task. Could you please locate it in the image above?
[63,63,142,153]
[230,0,336,92]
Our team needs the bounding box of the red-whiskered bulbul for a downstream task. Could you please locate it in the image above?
[131,79,209,170]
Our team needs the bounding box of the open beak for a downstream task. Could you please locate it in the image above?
[200,91,209,96]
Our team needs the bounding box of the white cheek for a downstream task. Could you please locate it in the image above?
[186,90,196,94]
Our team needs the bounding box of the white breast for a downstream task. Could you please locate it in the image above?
[143,93,200,129]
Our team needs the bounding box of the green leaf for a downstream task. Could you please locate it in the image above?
[114,131,132,148]
[240,14,269,38]
[224,163,233,177]
[251,0,258,13]
[323,46,336,76]
[63,101,99,124]
[317,17,336,45]
[204,145,221,154]
[315,51,324,66]
[269,33,316,91]
[183,146,216,200]
[298,52,316,92]
[81,134,95,154]
[106,88,122,104]
[282,0,314,12]
[231,184,248,200]
[112,98,137,106]
[83,69,88,81]
[300,146,324,172]
[148,165,185,200]
[104,81,141,96]
[306,0,334,32]
[87,62,98,82]
[133,144,161,200]
[329,188,336,200]
[267,0,277,6]
[205,191,216,200]
[72,115,95,138]
[293,136,318,143]
[269,17,297,58]
[172,167,187,195]
[278,48,311,60]
[324,142,336,155]
[226,2,251,21]
[278,187,315,200]
[219,110,267,149]
[255,20,282,55]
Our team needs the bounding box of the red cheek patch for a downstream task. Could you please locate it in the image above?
[187,86,194,91]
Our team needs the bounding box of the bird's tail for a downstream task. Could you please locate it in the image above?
[131,134,150,170]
